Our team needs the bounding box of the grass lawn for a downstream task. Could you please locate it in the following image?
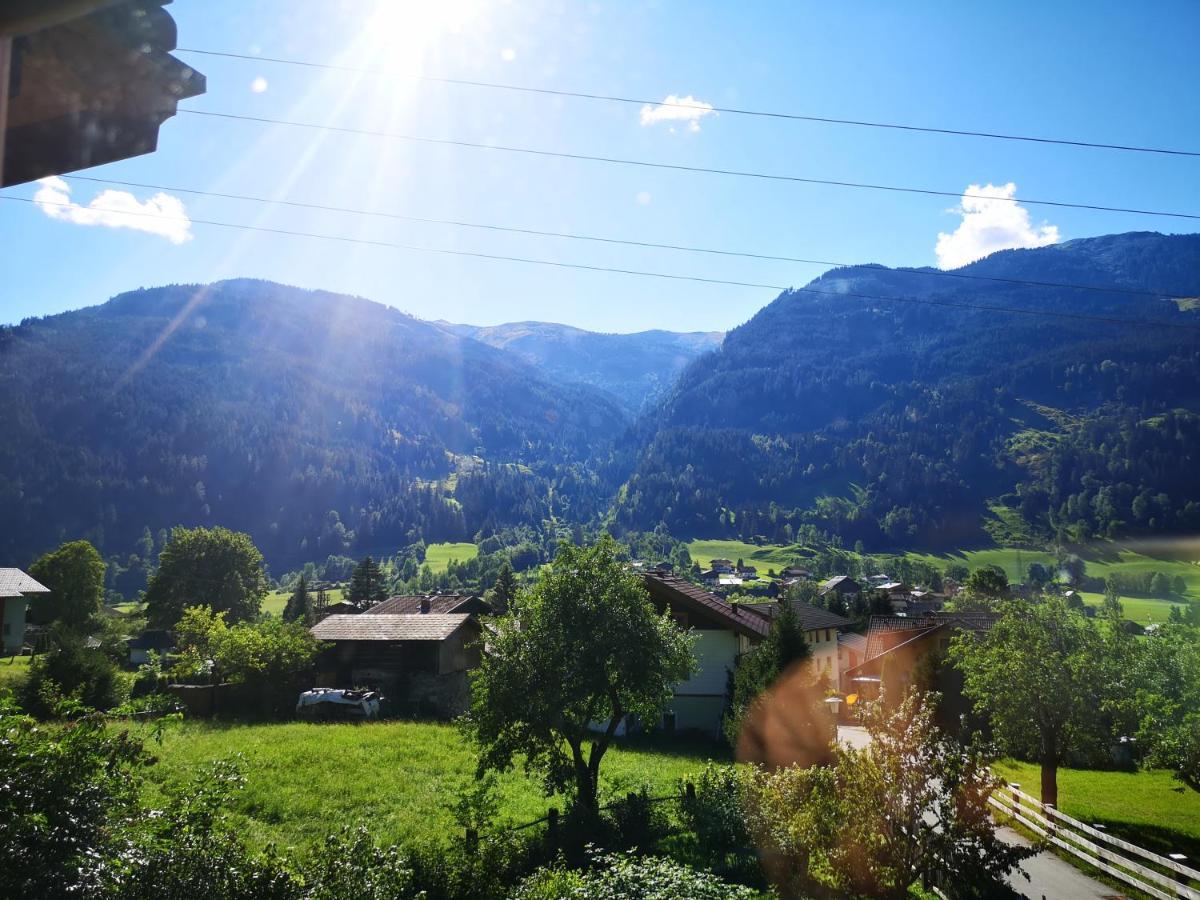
[122,719,722,852]
[423,542,479,574]
[993,759,1200,857]
[0,655,31,694]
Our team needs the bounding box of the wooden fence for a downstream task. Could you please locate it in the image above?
[988,782,1200,900]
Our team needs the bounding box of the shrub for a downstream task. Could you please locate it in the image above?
[18,633,123,717]
[677,763,749,860]
[513,849,758,899]
[0,697,145,897]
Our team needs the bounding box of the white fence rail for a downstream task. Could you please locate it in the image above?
[988,782,1200,900]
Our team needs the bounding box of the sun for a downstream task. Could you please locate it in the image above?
[360,0,488,70]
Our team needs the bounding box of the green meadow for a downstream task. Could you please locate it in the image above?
[121,719,721,852]
[686,539,814,573]
[993,759,1200,857]
[422,541,479,573]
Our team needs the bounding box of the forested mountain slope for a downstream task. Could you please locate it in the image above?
[439,320,723,413]
[0,280,628,569]
[612,232,1200,549]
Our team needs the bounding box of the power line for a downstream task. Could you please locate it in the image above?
[176,47,1200,159]
[6,194,1197,332]
[61,174,1197,301]
[177,109,1200,222]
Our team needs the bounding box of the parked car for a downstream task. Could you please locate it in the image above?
[296,687,382,720]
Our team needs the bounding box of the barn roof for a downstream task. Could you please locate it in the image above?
[366,594,484,615]
[311,613,472,642]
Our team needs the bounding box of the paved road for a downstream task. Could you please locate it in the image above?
[836,727,1123,899]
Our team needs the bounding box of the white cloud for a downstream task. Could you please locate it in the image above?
[33,176,193,244]
[635,191,652,206]
[500,47,516,62]
[935,182,1058,269]
[639,94,716,133]
[250,76,269,93]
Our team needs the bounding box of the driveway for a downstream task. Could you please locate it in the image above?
[835,726,1122,899]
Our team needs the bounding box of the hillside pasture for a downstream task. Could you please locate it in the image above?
[122,719,721,852]
[423,541,479,573]
[686,539,812,574]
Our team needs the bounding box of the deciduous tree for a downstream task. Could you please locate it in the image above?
[27,540,105,631]
[144,526,267,627]
[465,536,695,812]
[950,597,1108,806]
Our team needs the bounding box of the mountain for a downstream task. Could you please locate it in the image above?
[439,320,723,413]
[612,232,1200,549]
[0,280,628,570]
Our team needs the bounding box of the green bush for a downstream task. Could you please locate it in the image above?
[18,634,123,717]
[0,697,145,897]
[678,763,750,861]
[513,850,758,899]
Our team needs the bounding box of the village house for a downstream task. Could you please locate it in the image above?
[0,568,49,654]
[841,611,997,701]
[738,599,853,682]
[309,601,483,717]
[641,573,769,735]
[710,558,736,574]
[837,632,868,679]
[819,574,863,600]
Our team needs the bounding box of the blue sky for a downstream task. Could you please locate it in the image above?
[1,0,1197,332]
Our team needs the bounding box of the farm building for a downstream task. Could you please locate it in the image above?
[309,612,482,717]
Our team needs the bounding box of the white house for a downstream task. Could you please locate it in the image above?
[642,573,770,735]
[0,568,49,654]
[739,599,853,683]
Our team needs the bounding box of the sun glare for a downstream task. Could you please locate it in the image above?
[361,0,488,71]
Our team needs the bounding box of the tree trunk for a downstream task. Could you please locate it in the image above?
[1040,756,1059,809]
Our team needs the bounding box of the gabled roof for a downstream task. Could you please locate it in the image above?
[820,575,861,594]
[862,611,998,660]
[642,574,770,639]
[311,614,473,642]
[739,600,852,632]
[0,568,50,597]
[365,594,484,615]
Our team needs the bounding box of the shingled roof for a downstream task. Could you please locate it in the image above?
[863,611,997,660]
[0,568,49,597]
[311,614,472,642]
[740,599,853,632]
[642,573,770,639]
[365,594,484,615]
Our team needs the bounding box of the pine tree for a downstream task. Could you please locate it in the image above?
[283,574,313,624]
[347,556,387,609]
[489,563,517,614]
[724,601,811,746]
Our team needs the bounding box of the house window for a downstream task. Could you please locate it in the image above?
[825,628,832,642]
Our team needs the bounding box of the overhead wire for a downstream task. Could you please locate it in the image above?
[175,109,1200,222]
[176,47,1200,159]
[58,174,1200,302]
